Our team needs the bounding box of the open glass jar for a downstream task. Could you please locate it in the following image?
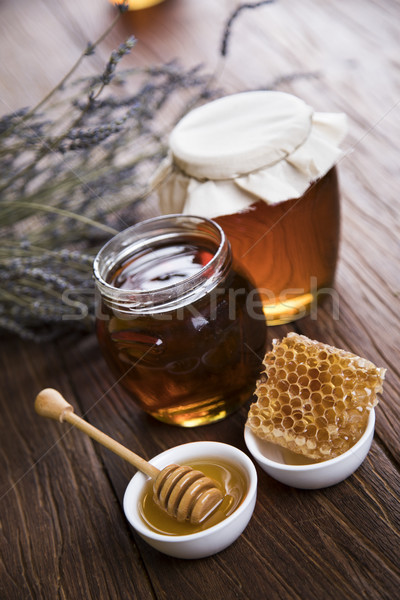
[94,215,267,426]
[156,91,347,324]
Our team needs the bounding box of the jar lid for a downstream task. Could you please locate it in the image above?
[157,91,347,217]
[170,91,314,180]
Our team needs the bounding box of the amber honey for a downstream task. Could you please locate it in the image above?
[139,458,248,535]
[111,0,165,9]
[215,168,340,324]
[94,216,266,426]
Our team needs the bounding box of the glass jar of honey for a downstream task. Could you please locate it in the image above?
[156,91,347,324]
[94,215,267,426]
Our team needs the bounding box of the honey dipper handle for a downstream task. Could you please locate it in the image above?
[35,388,159,480]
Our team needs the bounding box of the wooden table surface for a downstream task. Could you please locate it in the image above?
[1,1,400,598]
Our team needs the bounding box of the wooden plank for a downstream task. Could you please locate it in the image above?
[0,0,110,111]
[55,332,400,599]
[1,0,400,598]
[0,338,155,599]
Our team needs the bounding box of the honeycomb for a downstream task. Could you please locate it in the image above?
[246,333,386,461]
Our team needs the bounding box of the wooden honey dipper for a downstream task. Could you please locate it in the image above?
[35,389,224,524]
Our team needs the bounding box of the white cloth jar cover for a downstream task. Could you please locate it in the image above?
[156,91,347,220]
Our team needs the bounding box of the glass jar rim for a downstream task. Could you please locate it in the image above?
[93,214,231,312]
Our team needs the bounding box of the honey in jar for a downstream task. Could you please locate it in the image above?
[111,0,165,10]
[157,91,347,324]
[139,458,248,535]
[215,167,340,323]
[94,215,267,426]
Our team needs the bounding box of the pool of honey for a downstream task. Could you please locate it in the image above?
[96,237,266,426]
[215,168,340,324]
[138,458,248,536]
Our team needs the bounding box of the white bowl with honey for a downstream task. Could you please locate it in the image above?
[123,441,257,559]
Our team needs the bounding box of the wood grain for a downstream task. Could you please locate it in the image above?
[1,0,400,598]
[0,339,154,599]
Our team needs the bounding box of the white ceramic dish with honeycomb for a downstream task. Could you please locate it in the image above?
[244,332,384,489]
[244,408,375,489]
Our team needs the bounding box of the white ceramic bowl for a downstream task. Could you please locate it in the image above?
[244,409,375,489]
[123,441,257,559]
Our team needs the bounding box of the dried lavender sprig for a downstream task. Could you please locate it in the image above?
[60,116,128,152]
[0,317,64,343]
[97,36,136,89]
[0,1,283,342]
[0,256,94,291]
[0,38,198,198]
[220,0,275,57]
[264,70,321,90]
[0,31,218,342]
[1,201,118,235]
[0,245,94,268]
[23,38,136,176]
[12,268,71,291]
[62,61,211,152]
[0,108,29,135]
